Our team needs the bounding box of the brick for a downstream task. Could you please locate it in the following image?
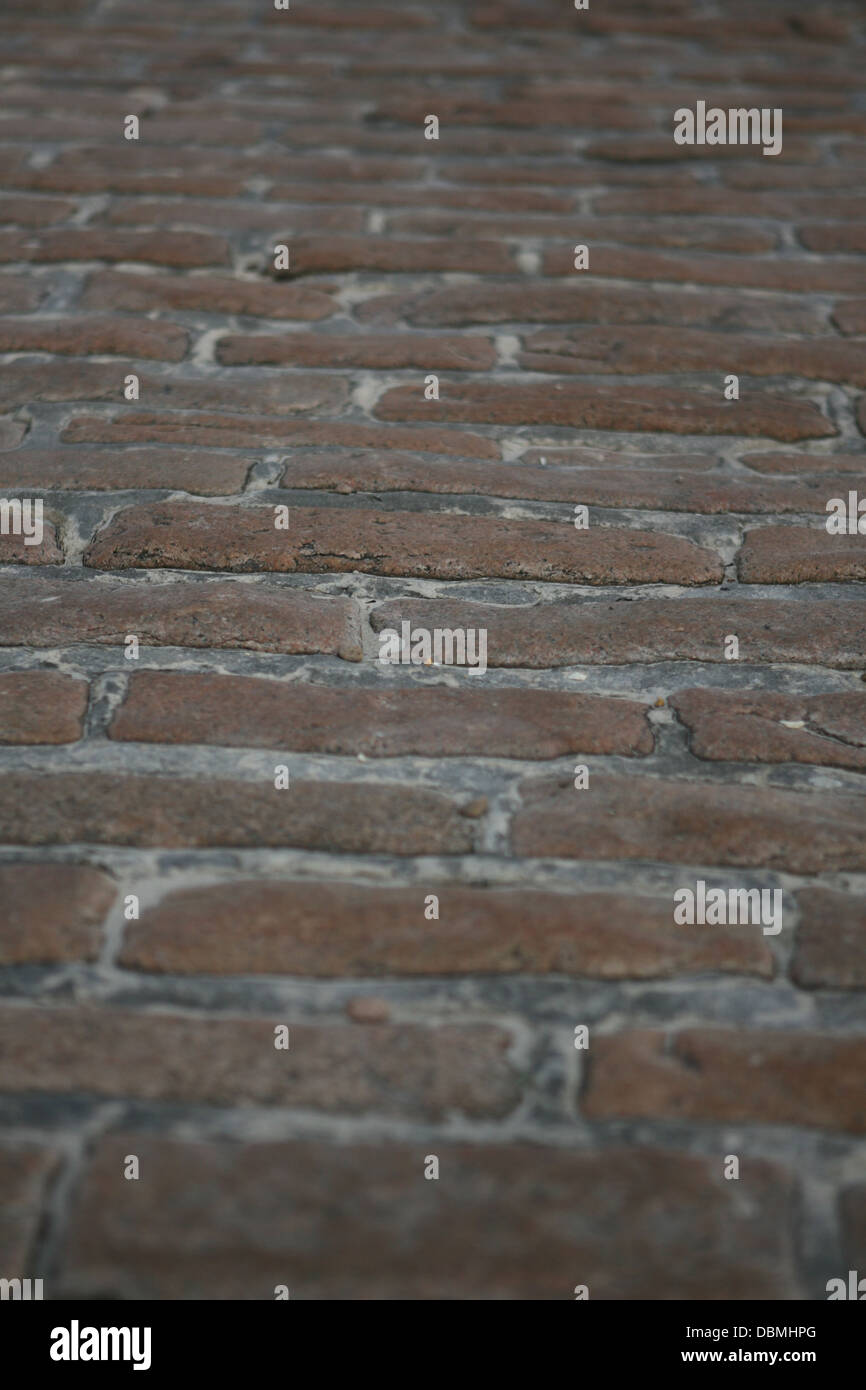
[0,1008,515,1118]
[512,773,866,873]
[0,574,363,658]
[671,688,866,770]
[541,246,866,295]
[584,1029,866,1134]
[0,274,44,312]
[62,413,499,458]
[741,451,866,475]
[84,502,723,585]
[738,525,866,583]
[0,774,477,854]
[520,325,866,389]
[0,194,76,226]
[217,333,496,371]
[0,1144,59,1272]
[104,197,363,235]
[376,381,835,442]
[0,361,345,415]
[832,300,866,335]
[275,235,516,277]
[792,890,866,989]
[279,448,836,514]
[110,671,654,758]
[57,1136,798,1299]
[358,282,824,335]
[25,228,231,267]
[80,269,336,320]
[799,224,866,254]
[0,862,115,966]
[0,317,188,360]
[0,521,63,565]
[268,181,573,213]
[0,672,87,744]
[0,418,27,449]
[597,190,866,220]
[122,879,771,979]
[370,596,866,669]
[387,210,776,254]
[0,448,252,494]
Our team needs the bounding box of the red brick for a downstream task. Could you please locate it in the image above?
[0,194,76,226]
[0,275,45,312]
[358,282,824,335]
[738,526,866,583]
[387,209,777,254]
[269,181,573,213]
[0,1008,515,1118]
[520,325,866,388]
[376,381,835,442]
[217,333,496,370]
[0,521,63,565]
[0,574,363,658]
[57,1136,798,1300]
[274,235,516,277]
[832,300,866,335]
[792,889,866,990]
[584,1029,866,1134]
[104,197,363,235]
[278,449,836,514]
[799,224,866,255]
[597,189,866,220]
[62,413,499,458]
[0,317,188,360]
[0,862,115,966]
[122,879,771,979]
[741,451,866,475]
[513,773,866,872]
[671,688,866,771]
[541,246,866,295]
[0,672,87,744]
[0,773,477,854]
[110,671,654,758]
[0,1144,59,1272]
[80,269,336,320]
[85,502,723,585]
[34,228,229,267]
[0,448,251,494]
[370,596,866,669]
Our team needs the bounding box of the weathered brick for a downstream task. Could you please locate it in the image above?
[0,774,477,854]
[359,282,824,335]
[85,502,723,585]
[80,269,336,320]
[741,451,866,475]
[0,274,44,312]
[792,889,866,989]
[0,317,188,360]
[597,189,866,220]
[0,521,63,565]
[0,1144,59,1272]
[275,235,516,276]
[671,688,866,771]
[0,862,115,965]
[0,194,76,226]
[110,671,654,758]
[520,325,866,388]
[0,1007,516,1118]
[584,1029,866,1133]
[122,879,771,979]
[832,299,866,335]
[57,1136,798,1299]
[389,209,776,254]
[217,333,496,370]
[0,672,87,744]
[798,224,866,254]
[62,413,499,458]
[541,246,866,294]
[282,447,842,513]
[513,773,866,872]
[738,525,866,583]
[25,228,230,267]
[105,197,363,235]
[0,447,251,494]
[370,596,866,669]
[0,574,363,658]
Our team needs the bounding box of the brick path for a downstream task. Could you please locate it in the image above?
[1,0,865,1300]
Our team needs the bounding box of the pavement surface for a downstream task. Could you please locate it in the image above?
[0,0,865,1300]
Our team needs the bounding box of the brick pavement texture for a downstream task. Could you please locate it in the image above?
[0,0,864,1303]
